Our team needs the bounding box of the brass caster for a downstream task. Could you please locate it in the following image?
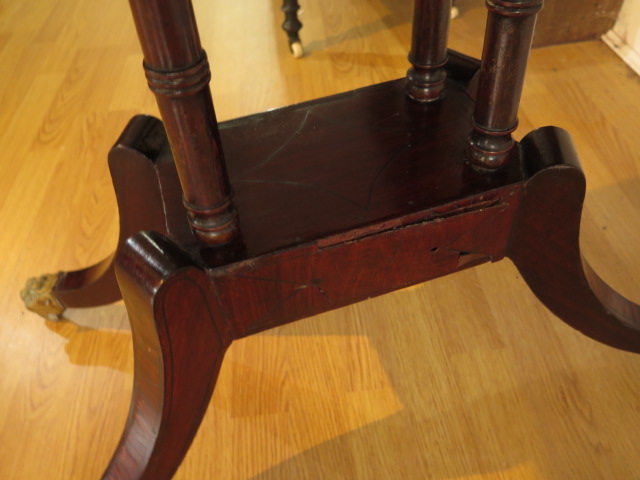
[21,273,66,321]
[290,41,304,58]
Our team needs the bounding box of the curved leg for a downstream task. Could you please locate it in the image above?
[103,231,233,480]
[282,0,304,58]
[507,126,640,353]
[52,255,119,310]
[22,116,190,319]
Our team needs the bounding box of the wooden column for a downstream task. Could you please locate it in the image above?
[281,0,303,57]
[467,0,544,170]
[406,0,453,102]
[128,0,238,245]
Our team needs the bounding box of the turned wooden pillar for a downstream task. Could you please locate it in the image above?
[467,0,544,170]
[129,0,238,245]
[282,0,303,56]
[406,0,453,102]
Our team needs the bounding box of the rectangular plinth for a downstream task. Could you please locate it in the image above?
[195,61,529,335]
[220,75,523,258]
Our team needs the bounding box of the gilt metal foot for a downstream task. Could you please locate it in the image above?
[20,273,66,321]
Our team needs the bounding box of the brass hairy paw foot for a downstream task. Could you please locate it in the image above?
[21,273,66,321]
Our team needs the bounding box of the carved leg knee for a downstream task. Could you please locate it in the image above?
[22,116,188,319]
[508,127,640,353]
[102,231,233,480]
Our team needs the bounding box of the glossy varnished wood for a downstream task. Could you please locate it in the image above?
[508,127,640,352]
[219,62,520,257]
[406,0,452,101]
[508,127,640,353]
[3,1,640,479]
[467,0,543,170]
[104,232,232,479]
[52,115,192,309]
[85,75,639,477]
[129,0,238,245]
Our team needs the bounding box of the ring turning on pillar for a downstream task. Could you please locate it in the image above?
[467,0,544,170]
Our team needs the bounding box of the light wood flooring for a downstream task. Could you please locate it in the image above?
[1,0,639,478]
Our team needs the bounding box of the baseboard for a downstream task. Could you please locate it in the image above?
[602,29,640,76]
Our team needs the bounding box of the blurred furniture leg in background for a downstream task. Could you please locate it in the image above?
[282,0,304,57]
[20,1,640,479]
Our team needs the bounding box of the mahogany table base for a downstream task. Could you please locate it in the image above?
[22,55,640,479]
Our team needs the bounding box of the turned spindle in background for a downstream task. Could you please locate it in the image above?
[129,0,238,245]
[406,0,453,102]
[282,0,304,58]
[467,0,544,170]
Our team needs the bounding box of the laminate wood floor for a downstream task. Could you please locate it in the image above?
[1,1,639,478]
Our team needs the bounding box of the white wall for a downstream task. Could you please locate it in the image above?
[603,0,640,75]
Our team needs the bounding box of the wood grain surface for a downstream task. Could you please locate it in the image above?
[1,1,640,479]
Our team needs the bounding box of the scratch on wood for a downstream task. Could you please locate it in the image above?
[317,198,510,249]
[246,109,311,173]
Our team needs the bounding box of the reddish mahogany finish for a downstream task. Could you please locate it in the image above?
[508,127,640,351]
[407,0,453,101]
[52,116,191,308]
[129,0,238,245]
[99,79,640,480]
[467,0,544,170]
[103,232,232,480]
[99,112,640,480]
[22,0,640,479]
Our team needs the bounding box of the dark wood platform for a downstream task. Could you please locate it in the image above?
[18,1,640,479]
[221,74,519,258]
